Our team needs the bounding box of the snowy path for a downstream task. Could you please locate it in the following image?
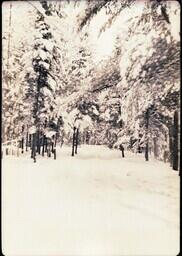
[2,145,180,256]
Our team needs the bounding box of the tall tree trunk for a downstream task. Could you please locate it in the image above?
[145,108,149,161]
[45,137,48,152]
[145,143,149,161]
[47,142,51,157]
[31,133,36,161]
[51,141,54,153]
[26,132,28,151]
[122,149,124,158]
[51,136,54,153]
[54,148,56,160]
[55,133,57,147]
[21,137,24,153]
[168,126,173,167]
[29,134,32,148]
[75,128,79,154]
[36,130,41,154]
[42,135,45,156]
[173,110,178,171]
[72,127,76,156]
[31,135,33,158]
[153,137,158,158]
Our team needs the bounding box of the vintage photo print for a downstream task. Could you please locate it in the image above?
[2,0,180,255]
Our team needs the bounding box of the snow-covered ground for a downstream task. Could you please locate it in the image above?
[2,145,180,256]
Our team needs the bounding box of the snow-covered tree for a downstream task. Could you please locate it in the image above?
[2,0,180,169]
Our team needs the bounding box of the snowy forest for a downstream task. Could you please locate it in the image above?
[2,1,180,255]
[2,0,180,170]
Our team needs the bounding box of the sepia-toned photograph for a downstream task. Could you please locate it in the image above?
[2,0,180,255]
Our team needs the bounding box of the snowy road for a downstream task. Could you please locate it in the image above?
[2,145,180,256]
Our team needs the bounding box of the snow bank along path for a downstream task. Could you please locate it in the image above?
[2,145,180,255]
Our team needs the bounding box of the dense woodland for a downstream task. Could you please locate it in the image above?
[2,0,180,170]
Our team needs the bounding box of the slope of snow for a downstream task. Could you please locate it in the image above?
[2,145,180,256]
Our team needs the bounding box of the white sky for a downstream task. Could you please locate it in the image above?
[2,1,35,57]
[2,1,180,64]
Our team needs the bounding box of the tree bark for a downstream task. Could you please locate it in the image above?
[145,143,149,161]
[21,137,24,153]
[31,133,36,161]
[168,126,173,167]
[36,130,41,154]
[122,149,124,158]
[153,137,158,158]
[26,132,29,151]
[172,110,178,171]
[75,128,79,154]
[47,143,51,157]
[29,134,32,148]
[145,108,149,161]
[54,149,56,160]
[72,127,76,156]
[42,135,45,156]
[55,133,57,147]
[45,137,48,152]
[51,136,54,153]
